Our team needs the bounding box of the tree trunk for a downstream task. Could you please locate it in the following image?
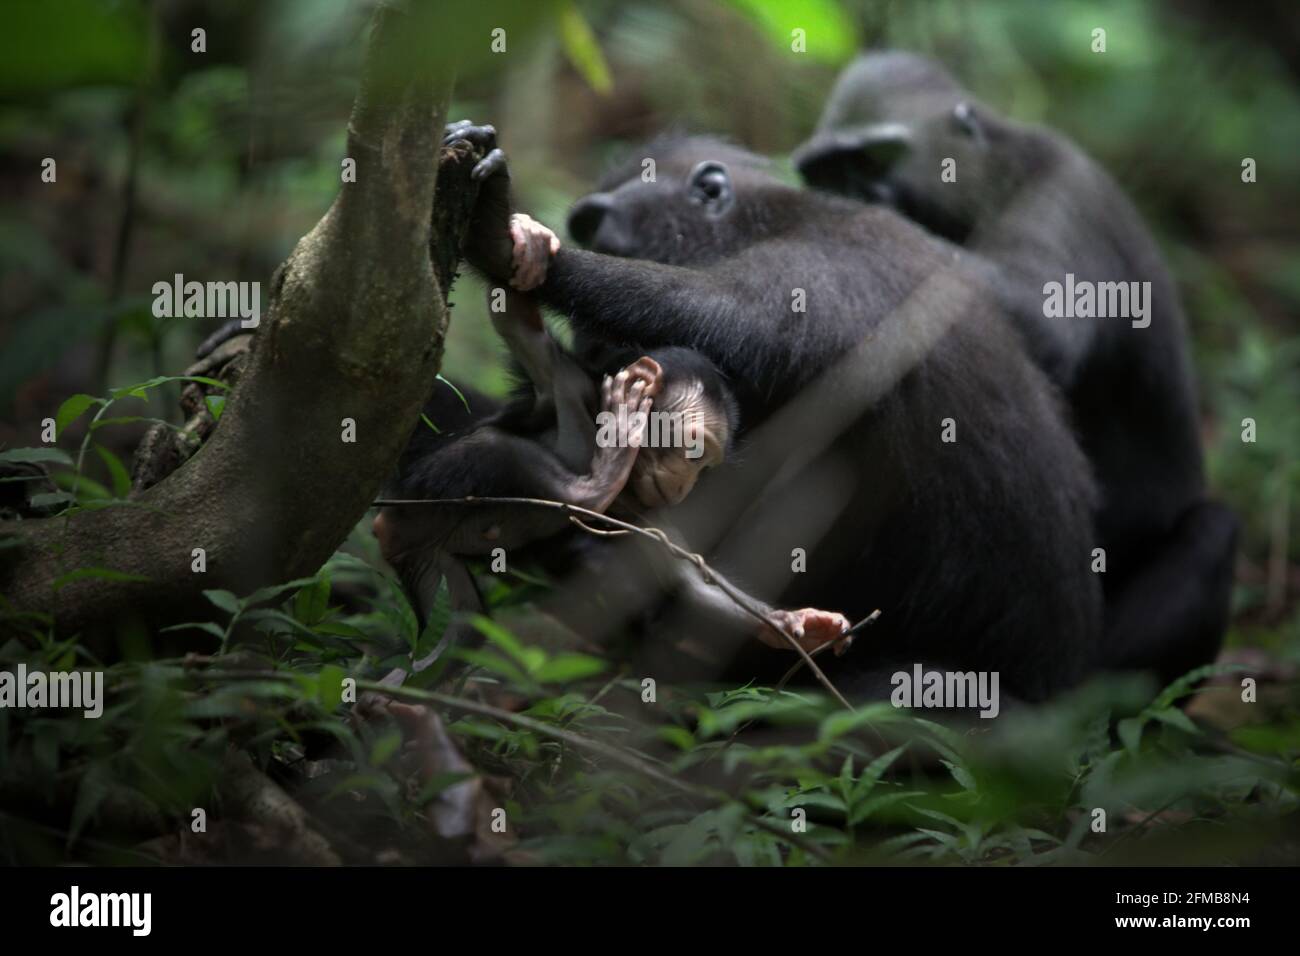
[0,4,480,637]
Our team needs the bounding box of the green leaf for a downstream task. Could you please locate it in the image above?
[1117,716,1144,755]
[93,444,131,498]
[317,665,345,709]
[848,790,925,826]
[243,576,323,607]
[838,754,854,803]
[1149,665,1221,709]
[205,394,226,422]
[56,394,102,435]
[657,725,695,751]
[785,789,846,815]
[414,579,453,656]
[722,0,856,64]
[30,491,75,512]
[293,576,331,626]
[0,0,148,94]
[558,1,613,94]
[202,589,243,617]
[473,615,546,673]
[436,374,471,413]
[420,412,441,435]
[817,701,900,742]
[453,647,537,690]
[108,374,229,401]
[941,759,978,792]
[661,811,721,865]
[68,762,112,849]
[0,446,73,466]
[1150,707,1200,736]
[532,652,606,684]
[48,469,110,499]
[850,745,907,804]
[160,620,227,642]
[52,566,151,590]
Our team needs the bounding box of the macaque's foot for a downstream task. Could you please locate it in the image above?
[443,120,506,181]
[351,695,482,844]
[509,213,561,291]
[761,608,853,656]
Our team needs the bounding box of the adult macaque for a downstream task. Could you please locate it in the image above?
[793,52,1237,685]
[449,121,1102,703]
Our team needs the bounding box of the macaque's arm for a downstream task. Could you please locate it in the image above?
[487,213,603,473]
[667,557,853,655]
[488,214,562,396]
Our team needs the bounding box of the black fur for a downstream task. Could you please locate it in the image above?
[795,52,1236,685]
[465,135,1107,702]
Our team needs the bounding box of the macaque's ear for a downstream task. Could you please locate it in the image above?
[793,123,911,194]
[624,355,664,397]
[951,101,985,141]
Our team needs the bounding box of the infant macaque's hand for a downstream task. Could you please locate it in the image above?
[760,608,853,656]
[509,213,561,291]
[600,365,655,449]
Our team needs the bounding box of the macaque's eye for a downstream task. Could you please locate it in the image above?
[688,161,734,215]
[952,101,983,140]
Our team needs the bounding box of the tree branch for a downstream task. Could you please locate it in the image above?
[0,4,473,639]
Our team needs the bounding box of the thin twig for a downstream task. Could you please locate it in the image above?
[568,515,630,537]
[375,495,854,710]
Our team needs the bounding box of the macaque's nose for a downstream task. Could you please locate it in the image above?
[567,192,615,246]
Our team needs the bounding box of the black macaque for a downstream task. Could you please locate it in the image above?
[375,204,851,670]
[793,51,1237,686]
[456,123,1104,703]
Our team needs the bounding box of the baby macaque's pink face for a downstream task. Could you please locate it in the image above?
[613,356,728,509]
[627,411,727,508]
[509,213,560,291]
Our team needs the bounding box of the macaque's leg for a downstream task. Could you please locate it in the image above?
[489,291,554,395]
[488,294,598,473]
[642,536,851,657]
[549,347,598,473]
[490,212,603,471]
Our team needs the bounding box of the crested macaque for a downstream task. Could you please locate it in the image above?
[451,122,1102,702]
[375,203,851,665]
[793,52,1237,685]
